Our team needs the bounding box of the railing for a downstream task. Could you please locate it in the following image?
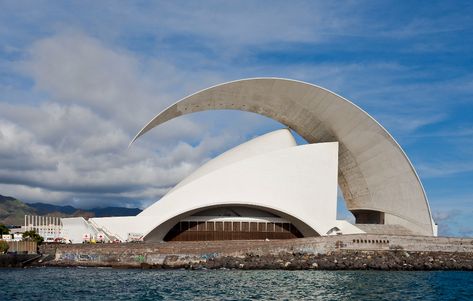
[88,219,124,242]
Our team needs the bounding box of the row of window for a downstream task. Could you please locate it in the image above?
[352,239,389,244]
[164,220,304,241]
[178,221,297,233]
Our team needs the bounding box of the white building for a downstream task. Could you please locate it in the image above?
[23,215,62,242]
[61,78,437,243]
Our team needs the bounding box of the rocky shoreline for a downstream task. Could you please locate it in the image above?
[40,250,473,271]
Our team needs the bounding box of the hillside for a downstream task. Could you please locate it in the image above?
[0,194,142,226]
[0,195,37,226]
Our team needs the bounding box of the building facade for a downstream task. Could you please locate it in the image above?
[61,78,437,243]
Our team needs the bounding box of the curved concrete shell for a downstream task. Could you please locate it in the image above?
[92,129,361,241]
[132,78,435,236]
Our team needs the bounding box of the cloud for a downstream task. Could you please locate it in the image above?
[19,31,162,131]
[433,209,473,237]
[375,113,447,134]
[0,31,268,208]
[417,162,473,178]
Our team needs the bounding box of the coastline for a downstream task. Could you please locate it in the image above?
[22,234,472,271]
[39,250,473,271]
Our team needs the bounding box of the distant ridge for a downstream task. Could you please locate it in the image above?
[0,194,142,226]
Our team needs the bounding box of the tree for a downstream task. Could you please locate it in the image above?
[0,223,10,235]
[0,240,8,254]
[22,230,44,244]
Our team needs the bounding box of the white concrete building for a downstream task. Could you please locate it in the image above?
[62,78,437,243]
[23,215,62,242]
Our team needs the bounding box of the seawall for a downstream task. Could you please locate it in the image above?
[0,254,41,267]
[38,234,473,270]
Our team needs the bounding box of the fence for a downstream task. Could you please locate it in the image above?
[6,241,37,254]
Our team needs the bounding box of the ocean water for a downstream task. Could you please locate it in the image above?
[1,268,472,300]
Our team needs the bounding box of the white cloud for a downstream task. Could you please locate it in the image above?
[417,162,473,178]
[0,183,71,205]
[1,31,270,208]
[20,31,160,130]
[432,208,473,237]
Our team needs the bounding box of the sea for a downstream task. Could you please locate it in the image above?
[1,268,472,300]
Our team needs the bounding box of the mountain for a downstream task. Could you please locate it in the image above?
[27,203,141,217]
[0,194,142,226]
[0,195,37,226]
[28,203,78,215]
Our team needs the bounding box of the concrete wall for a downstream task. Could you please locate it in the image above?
[45,235,473,268]
[6,241,37,254]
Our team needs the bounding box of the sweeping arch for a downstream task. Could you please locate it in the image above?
[132,78,435,236]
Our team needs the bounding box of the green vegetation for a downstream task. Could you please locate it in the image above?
[0,223,10,235]
[0,240,8,253]
[22,230,44,244]
[0,195,36,226]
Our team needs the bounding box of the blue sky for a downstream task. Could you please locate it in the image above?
[0,1,472,236]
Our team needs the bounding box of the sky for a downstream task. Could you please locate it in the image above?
[0,1,472,236]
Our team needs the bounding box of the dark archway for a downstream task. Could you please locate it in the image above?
[144,204,318,242]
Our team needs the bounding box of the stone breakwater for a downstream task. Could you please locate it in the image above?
[40,250,473,271]
[38,235,473,271]
[144,250,473,270]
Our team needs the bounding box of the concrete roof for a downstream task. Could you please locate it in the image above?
[132,78,435,236]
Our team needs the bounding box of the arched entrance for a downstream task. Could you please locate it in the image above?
[146,205,316,242]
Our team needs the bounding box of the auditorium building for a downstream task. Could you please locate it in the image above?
[61,78,437,243]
